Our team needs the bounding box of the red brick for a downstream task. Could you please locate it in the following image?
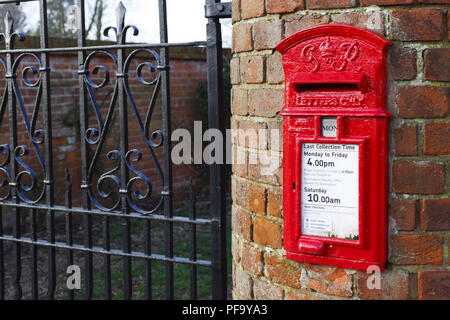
[420,198,450,231]
[53,137,68,148]
[241,242,263,275]
[357,270,409,300]
[390,46,417,81]
[234,266,253,299]
[332,10,384,35]
[418,0,450,3]
[392,161,445,195]
[389,234,443,265]
[397,86,449,119]
[266,51,284,84]
[232,146,248,178]
[249,88,284,117]
[253,217,282,248]
[423,123,450,155]
[238,120,267,149]
[249,185,266,215]
[268,120,283,152]
[253,279,284,300]
[265,252,302,288]
[424,49,450,82]
[232,235,240,264]
[285,14,330,38]
[361,0,414,5]
[248,151,282,186]
[267,188,283,218]
[241,0,264,20]
[394,125,417,156]
[285,290,321,300]
[253,19,283,50]
[232,0,240,24]
[240,55,265,84]
[390,10,444,41]
[232,88,248,116]
[300,264,353,297]
[231,117,238,143]
[230,57,240,85]
[232,205,252,241]
[266,0,304,14]
[418,271,450,300]
[232,178,266,214]
[308,0,356,9]
[448,11,450,41]
[232,23,252,53]
[389,199,416,231]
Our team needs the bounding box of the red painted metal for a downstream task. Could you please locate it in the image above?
[276,24,392,271]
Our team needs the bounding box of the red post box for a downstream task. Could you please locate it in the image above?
[276,24,392,271]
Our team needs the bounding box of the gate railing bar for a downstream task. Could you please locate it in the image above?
[0,202,212,225]
[144,206,152,300]
[0,0,38,3]
[0,235,213,267]
[38,0,56,300]
[65,169,74,300]
[158,0,174,300]
[103,209,112,299]
[115,2,133,300]
[76,0,93,300]
[0,41,208,55]
[0,207,3,300]
[5,7,22,300]
[189,177,197,300]
[30,208,38,299]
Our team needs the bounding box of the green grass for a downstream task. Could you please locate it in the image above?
[71,210,231,300]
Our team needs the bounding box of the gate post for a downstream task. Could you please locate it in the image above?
[205,0,231,300]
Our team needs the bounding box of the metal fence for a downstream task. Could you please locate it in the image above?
[0,0,230,300]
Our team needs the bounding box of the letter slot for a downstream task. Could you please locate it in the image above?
[294,72,367,93]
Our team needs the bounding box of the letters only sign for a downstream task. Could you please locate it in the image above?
[276,25,392,271]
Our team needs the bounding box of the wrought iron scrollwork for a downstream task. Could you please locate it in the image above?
[0,11,46,204]
[14,145,44,203]
[0,56,10,200]
[83,50,118,146]
[0,11,25,48]
[0,144,11,200]
[93,150,121,212]
[84,3,164,214]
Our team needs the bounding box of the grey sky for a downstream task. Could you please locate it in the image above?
[21,0,232,47]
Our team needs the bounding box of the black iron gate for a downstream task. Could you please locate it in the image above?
[0,0,230,300]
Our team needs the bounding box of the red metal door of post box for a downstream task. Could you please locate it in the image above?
[276,24,392,271]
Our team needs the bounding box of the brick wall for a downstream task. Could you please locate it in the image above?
[231,0,449,300]
[0,36,208,208]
